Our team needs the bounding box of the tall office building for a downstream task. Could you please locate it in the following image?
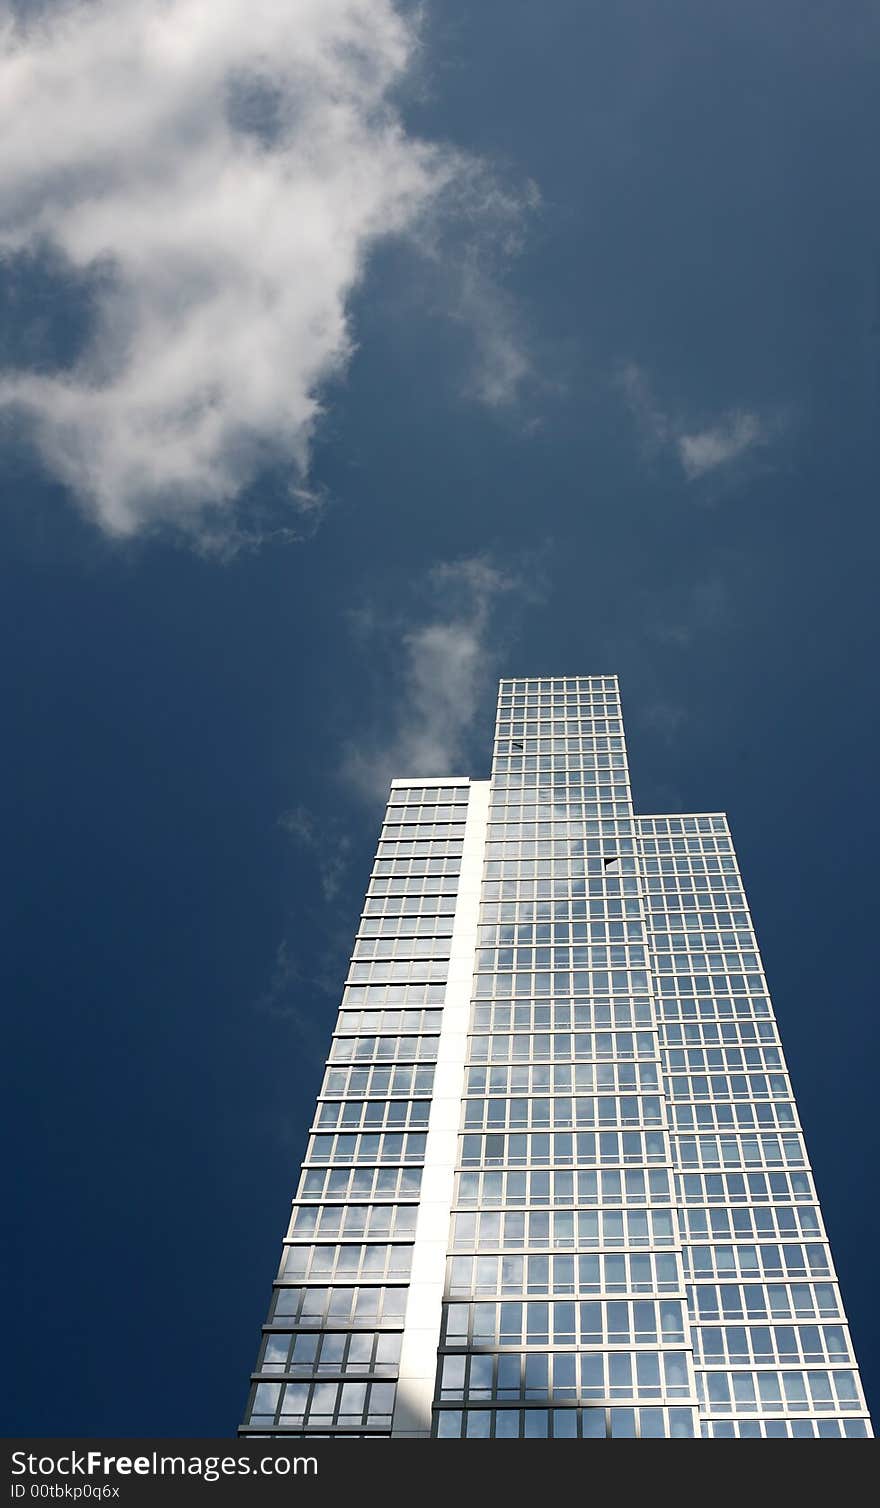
[240,676,872,1439]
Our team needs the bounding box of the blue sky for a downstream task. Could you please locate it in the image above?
[1,0,878,1433]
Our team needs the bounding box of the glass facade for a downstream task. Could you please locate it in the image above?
[240,677,872,1439]
[638,814,868,1437]
[243,780,472,1436]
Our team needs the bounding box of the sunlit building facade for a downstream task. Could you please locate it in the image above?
[240,676,872,1439]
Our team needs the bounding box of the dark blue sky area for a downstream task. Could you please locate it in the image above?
[2,1,878,1433]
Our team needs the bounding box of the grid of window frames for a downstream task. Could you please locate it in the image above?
[241,782,472,1436]
[241,675,873,1441]
[636,814,872,1438]
[431,677,701,1439]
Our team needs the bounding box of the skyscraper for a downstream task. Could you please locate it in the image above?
[240,676,872,1439]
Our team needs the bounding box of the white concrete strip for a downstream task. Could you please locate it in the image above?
[391,779,490,1437]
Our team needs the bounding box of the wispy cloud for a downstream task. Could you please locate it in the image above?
[648,573,729,650]
[342,555,526,801]
[677,411,766,479]
[616,361,674,455]
[459,272,533,408]
[601,571,736,759]
[0,1,534,547]
[428,183,542,411]
[279,805,352,903]
[636,696,689,747]
[253,806,364,1061]
[617,361,777,481]
[251,938,334,1062]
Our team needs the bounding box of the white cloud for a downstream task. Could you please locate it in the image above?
[0,1,530,545]
[342,556,520,801]
[677,411,765,479]
[617,362,773,481]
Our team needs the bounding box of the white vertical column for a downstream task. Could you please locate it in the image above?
[391,779,490,1437]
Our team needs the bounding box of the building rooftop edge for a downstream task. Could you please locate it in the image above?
[390,776,475,788]
[637,811,729,820]
[497,674,619,683]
